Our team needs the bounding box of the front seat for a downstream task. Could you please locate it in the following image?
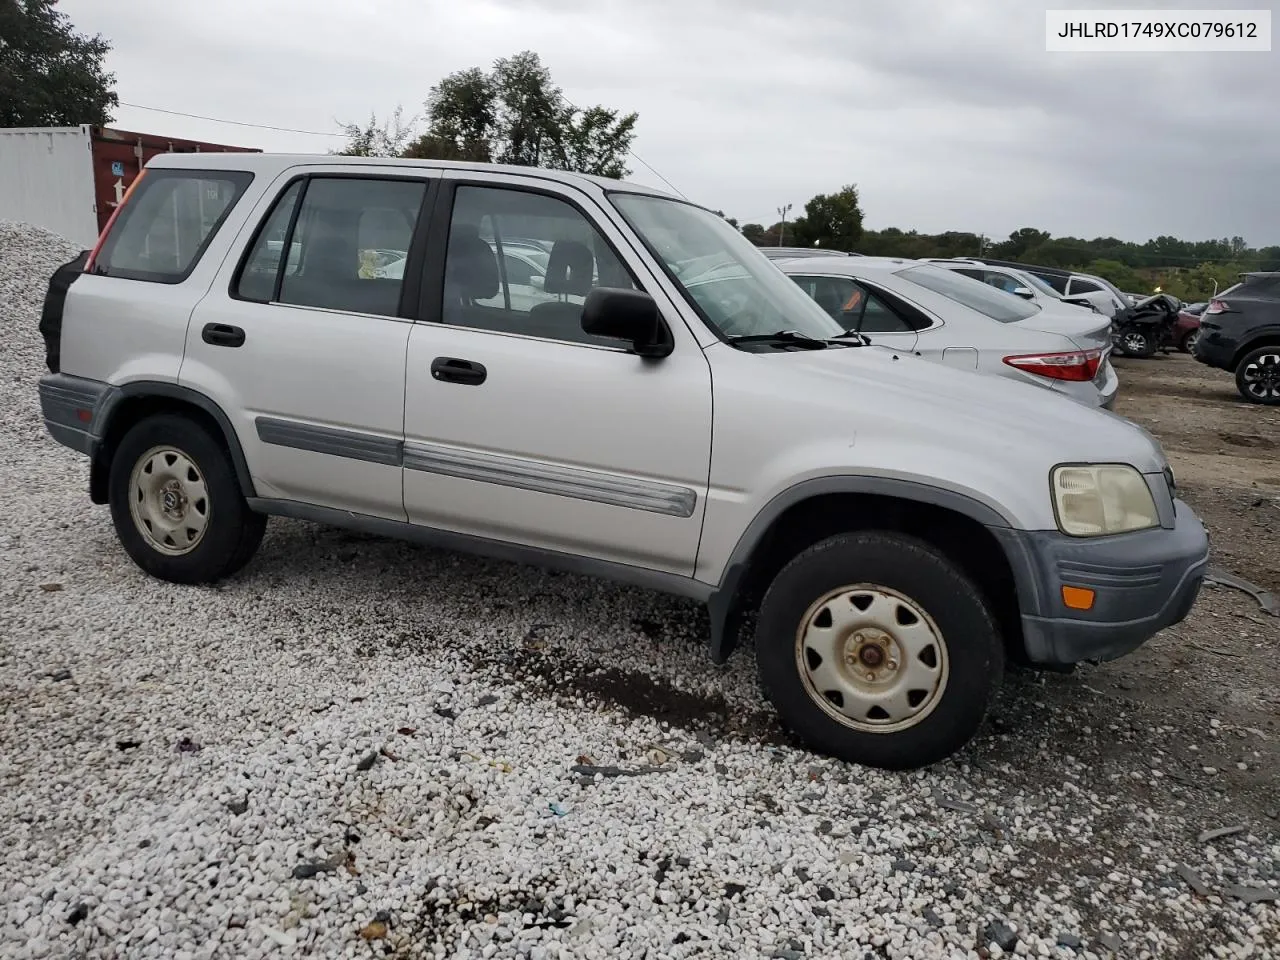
[526,239,595,339]
[443,223,500,326]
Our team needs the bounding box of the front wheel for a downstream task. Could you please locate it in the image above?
[108,413,267,583]
[1235,347,1280,405]
[755,532,1003,770]
[1118,325,1157,358]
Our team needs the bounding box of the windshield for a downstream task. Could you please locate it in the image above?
[896,264,1039,323]
[1017,270,1062,298]
[608,194,845,342]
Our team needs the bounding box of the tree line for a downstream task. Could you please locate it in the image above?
[6,3,1271,304]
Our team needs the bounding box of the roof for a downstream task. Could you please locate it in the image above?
[144,151,680,200]
[774,255,913,274]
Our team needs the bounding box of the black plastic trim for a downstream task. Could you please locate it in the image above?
[705,475,1015,663]
[245,497,713,603]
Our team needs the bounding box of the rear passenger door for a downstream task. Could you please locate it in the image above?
[182,169,436,521]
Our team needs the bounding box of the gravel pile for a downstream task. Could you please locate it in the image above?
[1,221,1276,959]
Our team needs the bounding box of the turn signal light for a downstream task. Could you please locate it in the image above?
[1003,348,1103,382]
[1061,585,1096,611]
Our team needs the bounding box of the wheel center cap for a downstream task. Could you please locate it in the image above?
[859,645,885,667]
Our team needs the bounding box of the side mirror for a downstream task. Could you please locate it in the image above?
[581,287,673,358]
[1012,286,1035,300]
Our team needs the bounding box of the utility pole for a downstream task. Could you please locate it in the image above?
[777,203,792,246]
[978,233,986,257]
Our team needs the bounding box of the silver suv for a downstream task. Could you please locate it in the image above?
[38,154,1210,769]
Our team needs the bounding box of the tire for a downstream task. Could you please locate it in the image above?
[1180,329,1199,354]
[1234,347,1280,406]
[108,413,267,583]
[1118,325,1157,358]
[755,532,1003,770]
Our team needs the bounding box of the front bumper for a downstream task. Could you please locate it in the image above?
[994,499,1210,666]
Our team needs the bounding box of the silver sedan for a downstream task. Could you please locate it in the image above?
[777,256,1119,408]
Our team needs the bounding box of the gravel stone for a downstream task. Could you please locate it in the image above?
[0,219,1277,959]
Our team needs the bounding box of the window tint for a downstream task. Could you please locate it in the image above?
[789,275,914,333]
[92,169,253,283]
[236,180,304,302]
[443,186,639,346]
[981,270,1023,294]
[1070,278,1102,294]
[276,177,426,318]
[1038,272,1069,294]
[897,264,1038,323]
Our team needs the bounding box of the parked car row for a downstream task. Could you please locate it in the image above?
[37,155,1210,770]
[773,255,1118,408]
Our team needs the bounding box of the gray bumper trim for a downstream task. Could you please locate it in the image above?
[994,498,1211,665]
[38,373,113,455]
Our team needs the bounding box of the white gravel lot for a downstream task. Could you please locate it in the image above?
[0,220,1276,960]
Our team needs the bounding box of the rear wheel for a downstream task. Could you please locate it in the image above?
[1180,329,1200,354]
[108,414,266,583]
[755,532,1003,770]
[1235,347,1280,405]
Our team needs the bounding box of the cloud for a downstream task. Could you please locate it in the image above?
[56,0,1280,244]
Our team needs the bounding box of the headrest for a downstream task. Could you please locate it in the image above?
[306,232,354,278]
[446,224,499,300]
[543,239,594,296]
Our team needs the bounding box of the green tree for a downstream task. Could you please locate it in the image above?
[740,223,766,245]
[1083,259,1144,293]
[992,227,1051,259]
[791,184,863,251]
[0,0,117,126]
[403,51,638,178]
[334,105,416,157]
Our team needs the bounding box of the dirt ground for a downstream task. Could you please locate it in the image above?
[1070,352,1280,819]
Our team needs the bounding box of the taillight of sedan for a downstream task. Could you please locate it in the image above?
[1003,348,1103,382]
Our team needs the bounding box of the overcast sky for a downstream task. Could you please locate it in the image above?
[58,0,1279,246]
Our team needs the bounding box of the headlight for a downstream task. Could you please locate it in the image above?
[1051,464,1159,536]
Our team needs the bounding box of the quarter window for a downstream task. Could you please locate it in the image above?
[442,186,640,347]
[92,169,253,283]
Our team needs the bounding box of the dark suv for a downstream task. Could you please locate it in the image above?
[1193,272,1280,405]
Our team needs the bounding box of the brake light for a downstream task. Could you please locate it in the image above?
[1003,348,1102,382]
[84,168,148,274]
[1204,299,1230,315]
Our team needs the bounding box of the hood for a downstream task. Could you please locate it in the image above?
[1014,304,1113,352]
[749,343,1167,473]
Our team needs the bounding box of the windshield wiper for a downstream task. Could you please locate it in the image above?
[726,329,852,350]
[832,330,873,345]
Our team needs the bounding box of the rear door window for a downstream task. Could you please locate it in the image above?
[91,169,254,283]
[235,176,427,318]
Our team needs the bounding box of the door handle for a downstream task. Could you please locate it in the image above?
[430,357,487,386]
[202,323,246,348]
